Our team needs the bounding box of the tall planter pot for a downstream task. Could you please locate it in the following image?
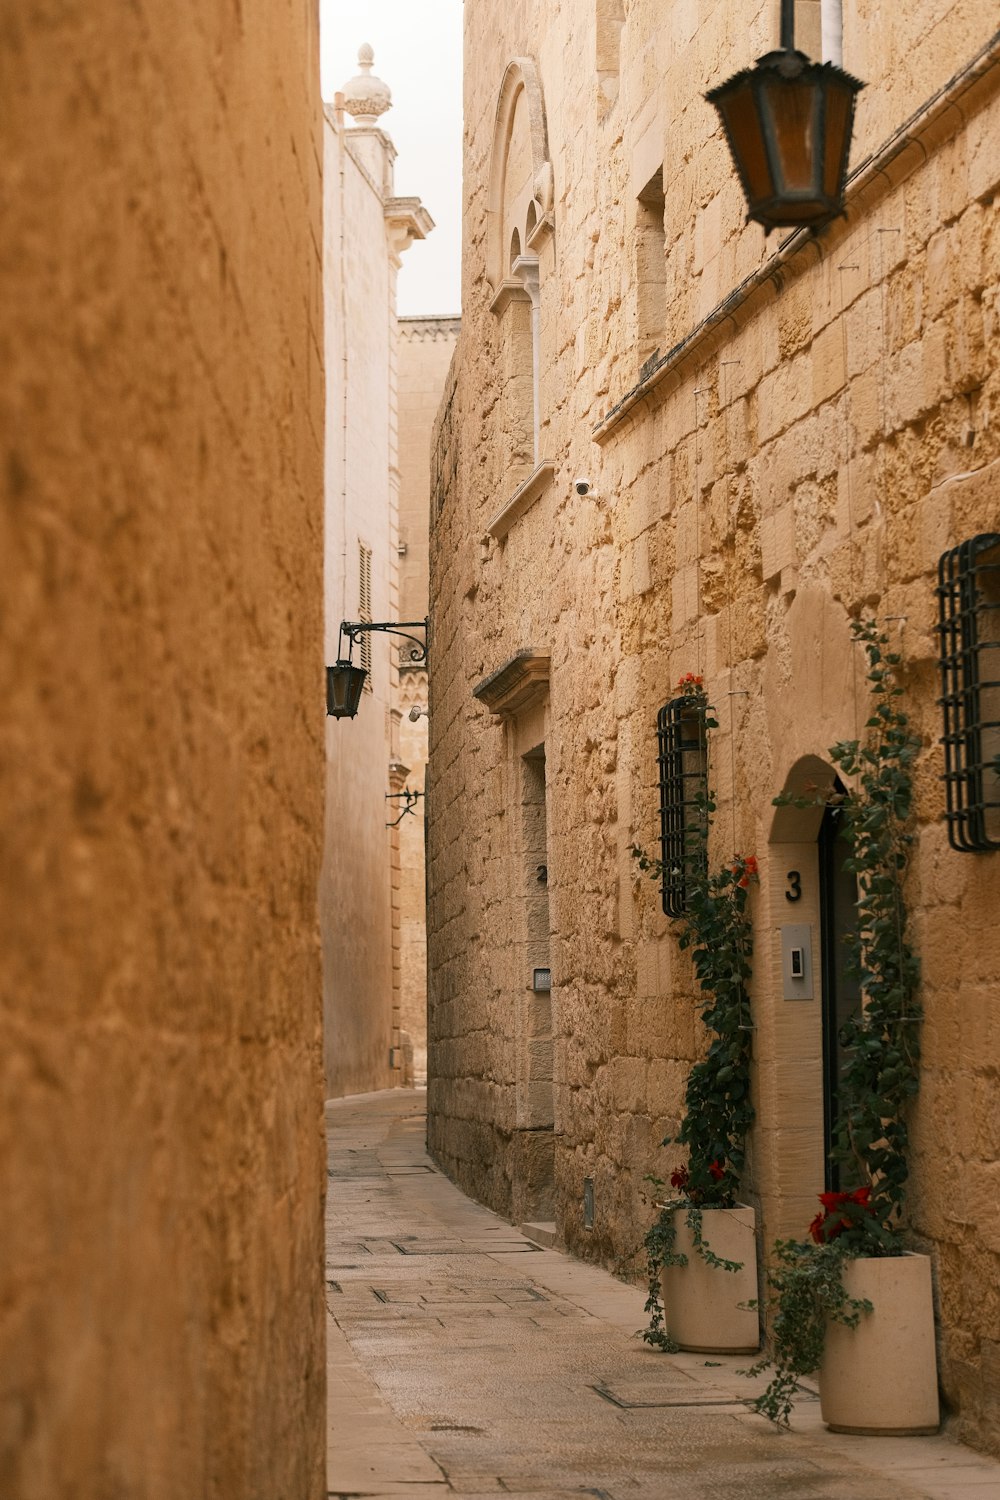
[660,1205,759,1354]
[819,1253,940,1435]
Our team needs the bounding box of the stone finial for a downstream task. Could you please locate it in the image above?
[341,43,392,125]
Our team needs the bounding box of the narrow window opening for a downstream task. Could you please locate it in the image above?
[656,696,709,917]
[636,170,666,371]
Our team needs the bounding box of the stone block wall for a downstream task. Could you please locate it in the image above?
[0,5,325,1495]
[429,0,1000,1456]
[397,318,461,1084]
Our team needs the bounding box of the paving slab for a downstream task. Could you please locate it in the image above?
[325,1090,1000,1500]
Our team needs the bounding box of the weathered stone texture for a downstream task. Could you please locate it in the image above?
[1,5,325,1496]
[429,0,1000,1458]
[395,319,461,1085]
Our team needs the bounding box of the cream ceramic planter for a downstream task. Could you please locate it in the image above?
[659,1205,760,1354]
[819,1252,940,1435]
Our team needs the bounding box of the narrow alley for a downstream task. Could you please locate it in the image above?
[325,1093,1000,1500]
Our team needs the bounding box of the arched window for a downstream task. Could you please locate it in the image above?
[485,60,554,503]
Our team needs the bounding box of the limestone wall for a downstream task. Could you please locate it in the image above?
[397,318,461,1084]
[321,110,398,1099]
[0,4,326,1496]
[429,0,1000,1455]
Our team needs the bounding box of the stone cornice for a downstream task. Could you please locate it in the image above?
[473,651,551,717]
[399,316,462,342]
[593,30,1000,445]
[385,197,435,259]
[485,460,556,540]
[489,279,532,316]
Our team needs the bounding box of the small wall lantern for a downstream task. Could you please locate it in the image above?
[326,658,369,720]
[326,618,428,720]
[706,0,863,234]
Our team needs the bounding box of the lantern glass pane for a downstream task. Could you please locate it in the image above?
[762,76,817,192]
[720,83,774,202]
[822,80,852,197]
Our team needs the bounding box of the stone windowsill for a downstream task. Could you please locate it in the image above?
[486,460,556,541]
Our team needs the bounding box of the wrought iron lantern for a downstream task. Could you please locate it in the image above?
[326,657,368,719]
[326,618,428,720]
[706,0,864,234]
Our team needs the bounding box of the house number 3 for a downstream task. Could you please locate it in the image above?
[785,870,802,902]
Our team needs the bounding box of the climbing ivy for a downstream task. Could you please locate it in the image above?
[748,617,923,1424]
[632,683,758,1349]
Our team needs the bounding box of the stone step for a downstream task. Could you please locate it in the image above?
[520,1220,557,1248]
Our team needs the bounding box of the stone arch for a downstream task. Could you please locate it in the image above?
[768,754,835,844]
[486,58,552,293]
[509,227,521,270]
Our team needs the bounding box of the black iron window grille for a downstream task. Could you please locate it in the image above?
[656,696,709,916]
[937,532,1000,852]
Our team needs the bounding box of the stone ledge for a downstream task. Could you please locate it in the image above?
[486,460,556,540]
[472,651,551,717]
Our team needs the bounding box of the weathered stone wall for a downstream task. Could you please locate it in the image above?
[320,95,433,1100]
[397,318,461,1084]
[0,6,325,1496]
[321,110,398,1099]
[429,0,1000,1454]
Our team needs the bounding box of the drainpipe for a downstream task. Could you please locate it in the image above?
[336,92,349,622]
[822,0,843,65]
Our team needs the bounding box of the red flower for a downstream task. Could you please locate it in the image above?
[810,1185,875,1243]
[708,1160,726,1182]
[670,1165,690,1191]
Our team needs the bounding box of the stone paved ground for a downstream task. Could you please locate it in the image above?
[325,1091,1000,1500]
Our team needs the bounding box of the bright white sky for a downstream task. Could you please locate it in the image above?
[320,1,464,317]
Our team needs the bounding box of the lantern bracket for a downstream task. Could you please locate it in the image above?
[338,617,429,666]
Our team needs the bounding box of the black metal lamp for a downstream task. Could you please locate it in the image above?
[706,0,863,234]
[326,618,428,720]
[326,657,368,719]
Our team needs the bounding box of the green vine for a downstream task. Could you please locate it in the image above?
[749,617,923,1424]
[826,617,922,1226]
[743,1239,873,1425]
[632,681,758,1349]
[639,1192,745,1351]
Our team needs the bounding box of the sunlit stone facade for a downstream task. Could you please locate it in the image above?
[428,0,1000,1455]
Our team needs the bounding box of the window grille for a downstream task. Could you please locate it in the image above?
[937,533,1000,851]
[358,543,373,685]
[656,696,709,916]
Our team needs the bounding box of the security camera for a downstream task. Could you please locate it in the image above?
[408,704,425,722]
[574,477,592,495]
